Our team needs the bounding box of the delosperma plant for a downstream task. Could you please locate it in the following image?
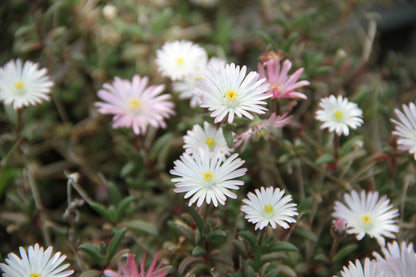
[1,1,415,276]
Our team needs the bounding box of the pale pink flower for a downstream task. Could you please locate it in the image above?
[373,241,416,277]
[95,75,175,135]
[233,113,292,151]
[104,253,168,277]
[391,102,416,160]
[258,59,309,100]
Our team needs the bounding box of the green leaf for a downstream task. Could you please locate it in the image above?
[294,226,318,243]
[79,245,105,265]
[123,219,158,236]
[192,246,207,257]
[314,253,329,263]
[282,32,299,52]
[267,241,298,252]
[79,270,102,277]
[239,231,261,271]
[315,153,334,165]
[120,161,136,177]
[0,167,20,196]
[89,202,111,222]
[264,269,282,277]
[332,244,358,263]
[206,229,228,242]
[187,206,204,233]
[150,132,174,160]
[107,182,121,204]
[106,227,127,262]
[223,127,234,149]
[339,136,364,156]
[173,219,194,242]
[257,31,277,50]
[178,256,204,275]
[115,196,135,221]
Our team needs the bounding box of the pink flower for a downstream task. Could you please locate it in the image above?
[258,59,309,100]
[233,113,292,151]
[104,253,168,277]
[95,75,175,135]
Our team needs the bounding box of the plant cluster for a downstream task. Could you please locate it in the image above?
[0,0,415,276]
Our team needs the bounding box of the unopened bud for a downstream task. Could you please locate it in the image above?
[331,218,347,240]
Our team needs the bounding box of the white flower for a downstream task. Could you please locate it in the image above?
[155,40,207,81]
[183,122,231,158]
[315,95,363,136]
[173,57,226,107]
[241,186,298,230]
[0,59,54,109]
[339,258,380,277]
[195,63,271,124]
[170,146,247,207]
[0,243,74,277]
[332,190,399,245]
[373,241,416,277]
[391,102,416,160]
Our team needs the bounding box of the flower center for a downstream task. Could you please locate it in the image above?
[361,214,372,225]
[255,128,267,138]
[270,84,281,92]
[176,57,184,65]
[129,99,141,109]
[206,138,215,148]
[264,205,274,215]
[31,273,40,277]
[15,81,24,91]
[225,89,237,101]
[334,111,343,120]
[203,172,213,181]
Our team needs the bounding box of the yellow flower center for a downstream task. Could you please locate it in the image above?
[31,273,40,277]
[203,172,213,181]
[129,99,141,109]
[361,214,372,225]
[206,138,214,148]
[264,205,274,215]
[225,89,237,101]
[255,128,267,138]
[270,84,281,91]
[334,111,343,120]
[15,81,24,91]
[176,57,184,65]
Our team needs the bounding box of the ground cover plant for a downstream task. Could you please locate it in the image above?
[1,0,416,276]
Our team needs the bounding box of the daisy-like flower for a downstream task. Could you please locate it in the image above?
[233,113,292,151]
[183,121,231,158]
[170,146,247,207]
[257,59,310,99]
[195,63,272,124]
[315,95,363,136]
[391,102,416,160]
[0,243,74,277]
[155,40,207,81]
[95,75,175,135]
[332,190,399,245]
[0,59,54,109]
[241,186,298,230]
[173,57,226,108]
[373,241,416,277]
[104,253,168,277]
[338,258,379,277]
